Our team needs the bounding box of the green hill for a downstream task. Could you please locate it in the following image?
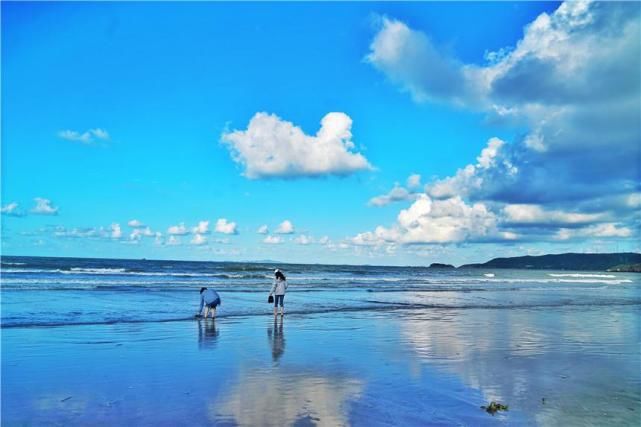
[459,253,641,271]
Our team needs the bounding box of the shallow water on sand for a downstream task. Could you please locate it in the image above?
[2,306,640,426]
[2,255,640,328]
[2,256,640,425]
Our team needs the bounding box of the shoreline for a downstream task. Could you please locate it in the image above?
[3,298,640,330]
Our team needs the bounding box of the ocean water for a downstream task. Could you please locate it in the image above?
[2,256,640,426]
[1,255,638,328]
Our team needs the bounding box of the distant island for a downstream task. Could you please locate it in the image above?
[459,252,641,272]
[428,263,455,269]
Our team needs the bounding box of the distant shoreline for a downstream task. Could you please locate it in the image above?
[458,252,641,272]
[2,252,641,272]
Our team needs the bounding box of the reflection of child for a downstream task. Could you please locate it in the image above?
[198,287,221,318]
[268,317,285,362]
[198,319,220,349]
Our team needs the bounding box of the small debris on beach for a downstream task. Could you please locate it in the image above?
[60,396,72,402]
[481,401,509,415]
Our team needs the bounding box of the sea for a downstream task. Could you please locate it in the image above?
[2,255,640,425]
[1,255,639,328]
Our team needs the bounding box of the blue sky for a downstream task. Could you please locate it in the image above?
[2,1,639,265]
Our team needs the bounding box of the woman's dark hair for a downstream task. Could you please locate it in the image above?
[275,271,286,281]
[200,287,207,293]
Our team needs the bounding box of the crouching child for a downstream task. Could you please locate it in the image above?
[198,287,221,319]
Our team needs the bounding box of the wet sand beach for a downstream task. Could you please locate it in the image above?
[3,305,640,426]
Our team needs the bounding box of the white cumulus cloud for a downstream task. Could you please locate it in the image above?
[426,137,516,200]
[58,128,110,144]
[263,235,283,244]
[166,236,181,246]
[154,232,163,245]
[167,223,189,235]
[294,235,313,245]
[110,223,122,239]
[191,234,207,245]
[556,223,633,240]
[275,220,295,234]
[407,174,421,189]
[354,195,501,245]
[257,225,269,234]
[368,2,640,209]
[366,16,482,105]
[129,227,154,241]
[625,193,641,209]
[369,174,424,207]
[369,186,411,207]
[221,112,373,179]
[52,226,102,239]
[1,202,25,217]
[31,198,59,215]
[503,204,603,226]
[128,219,144,228]
[215,218,237,235]
[355,2,640,249]
[192,220,210,234]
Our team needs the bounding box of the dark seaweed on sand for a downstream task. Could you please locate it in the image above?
[481,401,509,415]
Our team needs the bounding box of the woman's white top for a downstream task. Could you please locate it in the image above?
[270,278,288,296]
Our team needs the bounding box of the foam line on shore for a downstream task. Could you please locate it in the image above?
[3,299,640,329]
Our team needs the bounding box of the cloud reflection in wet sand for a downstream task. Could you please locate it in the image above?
[209,313,364,425]
[399,307,641,425]
[211,371,362,426]
[34,393,87,416]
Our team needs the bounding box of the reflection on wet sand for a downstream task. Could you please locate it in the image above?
[212,317,362,426]
[211,370,363,427]
[35,393,87,416]
[198,319,219,349]
[267,316,285,362]
[399,307,641,425]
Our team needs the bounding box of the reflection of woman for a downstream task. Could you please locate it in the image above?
[198,319,219,349]
[269,269,288,317]
[267,317,285,362]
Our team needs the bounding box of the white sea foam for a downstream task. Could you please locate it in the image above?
[69,268,128,274]
[1,268,265,278]
[548,273,617,279]
[556,278,632,285]
[114,271,267,278]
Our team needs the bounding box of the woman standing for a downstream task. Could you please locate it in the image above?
[269,269,288,317]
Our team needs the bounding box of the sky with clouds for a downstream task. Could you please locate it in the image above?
[2,1,639,266]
